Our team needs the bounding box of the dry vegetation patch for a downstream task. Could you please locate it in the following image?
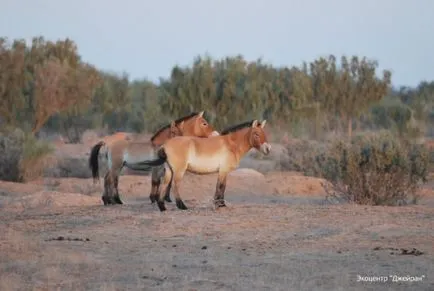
[281,132,430,206]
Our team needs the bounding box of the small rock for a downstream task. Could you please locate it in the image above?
[201,246,207,250]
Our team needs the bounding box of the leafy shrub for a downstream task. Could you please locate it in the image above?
[45,157,94,179]
[0,128,53,182]
[281,132,429,206]
[322,132,428,205]
[280,139,331,177]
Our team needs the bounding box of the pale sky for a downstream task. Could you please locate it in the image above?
[2,0,433,86]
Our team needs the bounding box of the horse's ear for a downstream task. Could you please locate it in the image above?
[178,120,184,129]
[198,111,204,117]
[251,120,259,127]
[260,120,267,128]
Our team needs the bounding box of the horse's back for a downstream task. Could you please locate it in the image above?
[164,136,194,158]
[165,136,224,154]
[103,132,130,145]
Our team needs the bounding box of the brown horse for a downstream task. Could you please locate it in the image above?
[158,120,265,203]
[88,111,218,205]
[124,119,271,211]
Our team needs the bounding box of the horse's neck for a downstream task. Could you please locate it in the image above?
[151,130,170,147]
[230,130,252,158]
[181,127,196,137]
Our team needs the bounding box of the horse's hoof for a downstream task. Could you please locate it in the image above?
[114,197,123,205]
[164,196,172,203]
[102,196,111,205]
[214,200,226,208]
[149,195,157,203]
[176,199,188,210]
[157,201,166,212]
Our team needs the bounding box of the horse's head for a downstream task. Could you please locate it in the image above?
[249,120,271,155]
[184,111,219,137]
[169,120,184,138]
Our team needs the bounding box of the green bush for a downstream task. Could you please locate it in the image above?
[321,132,428,205]
[280,139,331,177]
[281,132,429,206]
[0,128,53,182]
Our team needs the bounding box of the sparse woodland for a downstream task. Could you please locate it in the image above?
[0,36,432,205]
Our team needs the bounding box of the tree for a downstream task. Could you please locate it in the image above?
[0,38,27,127]
[337,56,391,137]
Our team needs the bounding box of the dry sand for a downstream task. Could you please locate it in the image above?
[1,138,433,290]
[1,168,433,291]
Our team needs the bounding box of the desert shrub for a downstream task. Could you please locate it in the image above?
[281,132,428,206]
[321,132,428,206]
[0,128,53,182]
[45,157,94,179]
[280,139,331,177]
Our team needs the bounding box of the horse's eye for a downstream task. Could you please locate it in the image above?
[202,122,207,126]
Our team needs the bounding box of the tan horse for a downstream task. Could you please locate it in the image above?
[88,111,218,205]
[158,120,265,203]
[124,119,271,211]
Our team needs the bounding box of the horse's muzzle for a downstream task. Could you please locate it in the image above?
[260,143,271,155]
[210,131,220,137]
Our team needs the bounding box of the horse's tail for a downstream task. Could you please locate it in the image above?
[89,141,106,183]
[123,147,167,171]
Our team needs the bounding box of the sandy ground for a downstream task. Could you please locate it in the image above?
[1,136,434,291]
[1,167,433,291]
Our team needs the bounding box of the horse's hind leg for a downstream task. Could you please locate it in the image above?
[102,172,115,205]
[214,171,228,208]
[149,167,159,203]
[157,166,172,211]
[113,174,123,205]
[161,165,173,203]
[150,166,168,203]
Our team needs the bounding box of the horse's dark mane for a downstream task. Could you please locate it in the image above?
[150,112,199,142]
[221,120,258,135]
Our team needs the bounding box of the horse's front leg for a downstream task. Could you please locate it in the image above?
[173,170,188,210]
[214,171,228,208]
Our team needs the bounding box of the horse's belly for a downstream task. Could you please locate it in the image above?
[124,148,155,164]
[187,160,219,174]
